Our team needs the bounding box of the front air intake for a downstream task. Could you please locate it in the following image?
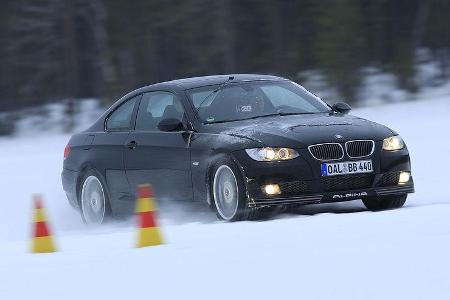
[322,174,374,192]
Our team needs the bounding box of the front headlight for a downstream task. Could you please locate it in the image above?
[382,135,404,151]
[245,147,299,161]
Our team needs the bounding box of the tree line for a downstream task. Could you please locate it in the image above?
[0,0,449,113]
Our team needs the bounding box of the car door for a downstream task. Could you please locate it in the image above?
[124,91,192,202]
[93,94,140,215]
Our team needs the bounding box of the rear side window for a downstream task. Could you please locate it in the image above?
[106,95,139,131]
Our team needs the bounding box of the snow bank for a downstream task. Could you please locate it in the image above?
[299,56,450,107]
[354,96,450,206]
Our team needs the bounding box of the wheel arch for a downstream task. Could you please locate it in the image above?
[204,151,248,207]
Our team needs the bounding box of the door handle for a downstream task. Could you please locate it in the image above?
[127,141,137,150]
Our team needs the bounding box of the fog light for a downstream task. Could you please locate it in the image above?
[398,171,410,184]
[263,184,281,195]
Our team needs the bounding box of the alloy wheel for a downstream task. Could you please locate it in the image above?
[81,175,106,225]
[213,165,239,220]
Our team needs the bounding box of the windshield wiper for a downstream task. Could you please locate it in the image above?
[196,76,235,112]
[206,112,321,124]
[205,118,242,124]
[243,112,317,120]
[277,111,317,116]
[247,113,283,119]
[206,113,282,124]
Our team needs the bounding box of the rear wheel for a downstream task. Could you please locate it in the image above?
[362,194,407,211]
[79,170,109,225]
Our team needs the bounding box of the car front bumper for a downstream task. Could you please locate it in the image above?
[232,143,415,207]
[249,179,415,207]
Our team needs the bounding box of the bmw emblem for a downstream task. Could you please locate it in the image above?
[335,134,344,140]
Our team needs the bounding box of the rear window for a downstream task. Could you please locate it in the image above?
[106,95,139,130]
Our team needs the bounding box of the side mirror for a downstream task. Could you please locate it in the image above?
[157,118,184,132]
[332,102,352,114]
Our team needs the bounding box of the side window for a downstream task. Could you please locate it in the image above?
[135,92,185,131]
[106,95,139,131]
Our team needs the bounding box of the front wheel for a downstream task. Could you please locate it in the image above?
[362,194,407,211]
[212,160,245,221]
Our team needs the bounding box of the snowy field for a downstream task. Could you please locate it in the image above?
[1,96,450,299]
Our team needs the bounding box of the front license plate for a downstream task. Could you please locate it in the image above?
[321,160,373,176]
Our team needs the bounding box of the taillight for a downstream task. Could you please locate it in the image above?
[64,144,70,160]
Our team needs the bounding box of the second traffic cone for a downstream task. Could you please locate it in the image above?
[31,195,56,253]
[136,184,163,247]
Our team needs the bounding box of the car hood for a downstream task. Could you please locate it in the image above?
[204,113,394,148]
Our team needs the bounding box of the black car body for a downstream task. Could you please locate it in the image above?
[62,74,414,222]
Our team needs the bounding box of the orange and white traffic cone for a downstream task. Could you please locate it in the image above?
[136,184,163,247]
[31,195,57,253]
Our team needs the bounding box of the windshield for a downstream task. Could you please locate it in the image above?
[187,80,331,123]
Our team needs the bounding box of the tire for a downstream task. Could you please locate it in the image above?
[362,194,407,211]
[78,169,110,225]
[210,158,246,221]
[210,157,280,221]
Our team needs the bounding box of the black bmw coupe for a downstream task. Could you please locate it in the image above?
[62,74,414,223]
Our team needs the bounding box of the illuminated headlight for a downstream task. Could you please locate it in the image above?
[245,147,299,161]
[382,135,404,151]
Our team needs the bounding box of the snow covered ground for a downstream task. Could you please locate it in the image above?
[1,96,449,299]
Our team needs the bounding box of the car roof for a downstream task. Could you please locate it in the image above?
[147,74,286,90]
[88,74,290,132]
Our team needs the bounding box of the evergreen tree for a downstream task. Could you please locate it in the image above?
[314,0,367,103]
[0,0,449,112]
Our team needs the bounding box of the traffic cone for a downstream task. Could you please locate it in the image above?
[31,195,56,253]
[136,184,163,247]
